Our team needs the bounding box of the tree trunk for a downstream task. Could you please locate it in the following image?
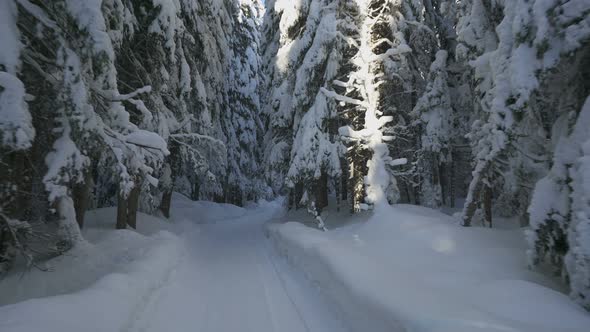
[288,188,294,210]
[126,182,141,229]
[483,184,492,228]
[294,182,304,209]
[116,190,127,230]
[160,189,173,218]
[439,162,447,206]
[341,158,348,202]
[431,156,442,207]
[335,177,341,212]
[316,171,328,212]
[73,173,93,229]
[349,160,356,214]
[192,180,200,201]
[462,164,490,227]
[462,181,481,227]
[449,159,456,208]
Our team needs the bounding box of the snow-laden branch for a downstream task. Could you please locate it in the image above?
[389,158,408,167]
[371,44,412,62]
[16,0,57,29]
[170,133,226,149]
[93,85,152,102]
[124,130,170,155]
[320,87,368,108]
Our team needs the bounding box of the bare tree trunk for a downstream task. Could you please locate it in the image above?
[431,156,442,206]
[126,182,141,229]
[483,185,492,228]
[335,177,341,212]
[341,158,348,202]
[192,180,200,201]
[73,173,92,229]
[349,160,356,214]
[462,181,481,227]
[116,190,127,230]
[316,171,328,212]
[288,188,294,210]
[294,182,304,209]
[462,164,490,226]
[160,189,173,218]
[439,162,447,206]
[449,159,456,208]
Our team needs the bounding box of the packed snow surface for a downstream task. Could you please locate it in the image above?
[2,195,590,332]
[0,194,345,332]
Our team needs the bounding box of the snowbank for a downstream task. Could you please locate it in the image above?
[268,205,590,332]
[171,193,247,223]
[0,208,183,332]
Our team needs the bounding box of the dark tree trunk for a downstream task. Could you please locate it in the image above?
[439,162,447,206]
[192,180,200,201]
[126,183,141,229]
[341,159,348,202]
[294,182,304,209]
[349,160,356,214]
[483,184,492,228]
[462,164,490,227]
[462,183,480,227]
[315,171,328,212]
[449,159,456,208]
[288,188,294,210]
[116,190,128,230]
[160,189,173,219]
[335,177,341,212]
[73,173,93,229]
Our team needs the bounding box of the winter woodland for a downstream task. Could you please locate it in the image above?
[1,0,590,324]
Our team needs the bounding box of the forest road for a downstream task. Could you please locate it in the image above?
[128,205,347,332]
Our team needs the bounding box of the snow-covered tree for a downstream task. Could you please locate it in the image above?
[0,0,266,273]
[412,50,453,208]
[262,0,345,211]
[461,0,590,227]
[223,0,268,205]
[528,96,590,309]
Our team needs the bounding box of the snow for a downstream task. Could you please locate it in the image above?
[268,204,590,332]
[65,0,115,62]
[149,0,183,60]
[0,0,21,74]
[124,130,170,155]
[0,194,346,332]
[1,193,589,331]
[0,208,182,331]
[0,72,34,150]
[0,0,35,150]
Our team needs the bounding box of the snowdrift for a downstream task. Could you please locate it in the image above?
[267,205,590,332]
[0,208,183,332]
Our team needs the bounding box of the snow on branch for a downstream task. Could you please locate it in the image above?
[170,133,226,149]
[15,0,57,29]
[320,87,368,107]
[93,85,152,102]
[124,131,170,155]
[371,44,412,62]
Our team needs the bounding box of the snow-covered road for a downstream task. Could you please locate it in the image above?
[129,202,346,332]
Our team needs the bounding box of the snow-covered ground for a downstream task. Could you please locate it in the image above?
[0,194,346,332]
[2,195,590,332]
[268,204,590,332]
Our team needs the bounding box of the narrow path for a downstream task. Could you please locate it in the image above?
[129,203,346,332]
